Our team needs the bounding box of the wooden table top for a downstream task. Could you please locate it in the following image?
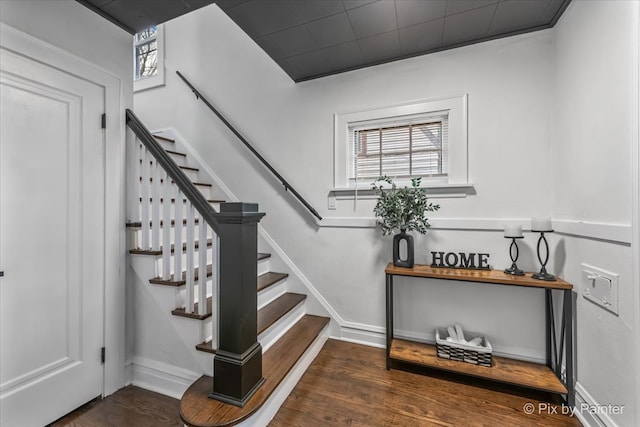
[385,263,573,290]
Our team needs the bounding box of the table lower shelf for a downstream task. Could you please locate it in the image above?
[390,339,567,395]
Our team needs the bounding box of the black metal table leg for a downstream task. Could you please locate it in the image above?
[386,273,393,370]
[564,289,575,407]
[545,289,552,367]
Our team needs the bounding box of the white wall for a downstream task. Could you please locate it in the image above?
[135,7,556,363]
[552,1,638,425]
[0,0,133,395]
[134,2,639,423]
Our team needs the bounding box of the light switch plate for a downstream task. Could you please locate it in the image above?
[328,195,336,210]
[581,263,619,315]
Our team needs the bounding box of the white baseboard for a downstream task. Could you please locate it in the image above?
[573,382,624,427]
[336,321,386,348]
[129,356,201,400]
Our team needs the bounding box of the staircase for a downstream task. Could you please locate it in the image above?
[126,114,331,426]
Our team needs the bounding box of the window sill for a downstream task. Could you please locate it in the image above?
[134,74,165,93]
[329,183,475,200]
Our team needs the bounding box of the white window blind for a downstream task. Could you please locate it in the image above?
[349,113,448,182]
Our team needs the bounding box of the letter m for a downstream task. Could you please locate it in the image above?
[458,253,476,269]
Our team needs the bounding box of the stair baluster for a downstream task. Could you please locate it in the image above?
[140,144,150,250]
[151,158,161,252]
[162,169,172,279]
[174,188,184,289]
[185,203,196,314]
[198,215,208,316]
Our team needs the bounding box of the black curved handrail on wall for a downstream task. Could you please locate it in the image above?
[176,71,323,221]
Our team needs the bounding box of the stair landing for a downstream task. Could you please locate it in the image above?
[180,315,329,427]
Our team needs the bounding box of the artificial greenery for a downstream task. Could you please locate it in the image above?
[371,176,440,235]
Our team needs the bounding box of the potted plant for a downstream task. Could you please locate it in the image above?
[372,176,440,268]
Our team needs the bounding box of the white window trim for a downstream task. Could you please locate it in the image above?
[133,24,165,92]
[333,94,469,191]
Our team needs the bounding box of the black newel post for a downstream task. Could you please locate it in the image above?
[210,202,265,407]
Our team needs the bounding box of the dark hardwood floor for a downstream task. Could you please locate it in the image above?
[49,340,581,426]
[48,386,182,427]
[270,339,581,427]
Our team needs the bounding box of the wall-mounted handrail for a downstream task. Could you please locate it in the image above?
[176,71,323,221]
[126,108,221,233]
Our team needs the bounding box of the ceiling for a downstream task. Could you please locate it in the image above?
[78,0,571,82]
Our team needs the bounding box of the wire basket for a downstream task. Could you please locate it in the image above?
[435,328,493,367]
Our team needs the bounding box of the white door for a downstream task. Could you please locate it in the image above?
[0,47,105,426]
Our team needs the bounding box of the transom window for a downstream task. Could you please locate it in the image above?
[134,26,158,80]
[133,25,165,92]
[350,113,448,182]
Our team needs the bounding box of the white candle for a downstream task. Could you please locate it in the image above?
[531,217,553,232]
[504,224,523,238]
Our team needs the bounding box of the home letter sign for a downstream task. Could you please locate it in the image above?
[430,251,491,270]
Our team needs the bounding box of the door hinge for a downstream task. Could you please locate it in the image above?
[101,113,106,129]
[101,347,105,364]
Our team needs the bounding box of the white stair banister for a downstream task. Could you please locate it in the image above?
[151,158,161,252]
[174,188,184,288]
[162,169,171,279]
[140,144,150,250]
[198,215,208,316]
[185,203,195,314]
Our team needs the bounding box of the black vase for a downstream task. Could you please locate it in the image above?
[393,230,414,268]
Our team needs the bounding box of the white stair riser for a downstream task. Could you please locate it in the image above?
[174,282,213,306]
[258,302,305,353]
[132,225,215,247]
[257,279,287,309]
[154,247,215,276]
[257,257,271,276]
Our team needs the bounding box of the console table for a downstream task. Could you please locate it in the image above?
[385,263,574,406]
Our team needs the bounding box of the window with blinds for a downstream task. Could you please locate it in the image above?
[349,114,448,182]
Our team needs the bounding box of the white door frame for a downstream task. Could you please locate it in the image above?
[632,2,640,424]
[0,23,126,396]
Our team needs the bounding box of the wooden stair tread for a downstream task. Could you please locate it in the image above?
[258,293,305,335]
[137,197,225,203]
[152,134,174,143]
[390,339,568,395]
[180,165,199,172]
[126,218,202,228]
[195,286,300,354]
[257,272,287,292]
[172,297,212,320]
[150,264,213,286]
[195,340,215,354]
[181,315,330,427]
[257,252,271,261]
[140,177,211,188]
[166,149,186,157]
[130,238,213,256]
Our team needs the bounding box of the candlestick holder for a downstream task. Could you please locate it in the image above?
[504,236,525,276]
[532,230,556,281]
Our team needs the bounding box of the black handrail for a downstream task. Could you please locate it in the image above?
[176,71,323,221]
[126,108,221,233]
